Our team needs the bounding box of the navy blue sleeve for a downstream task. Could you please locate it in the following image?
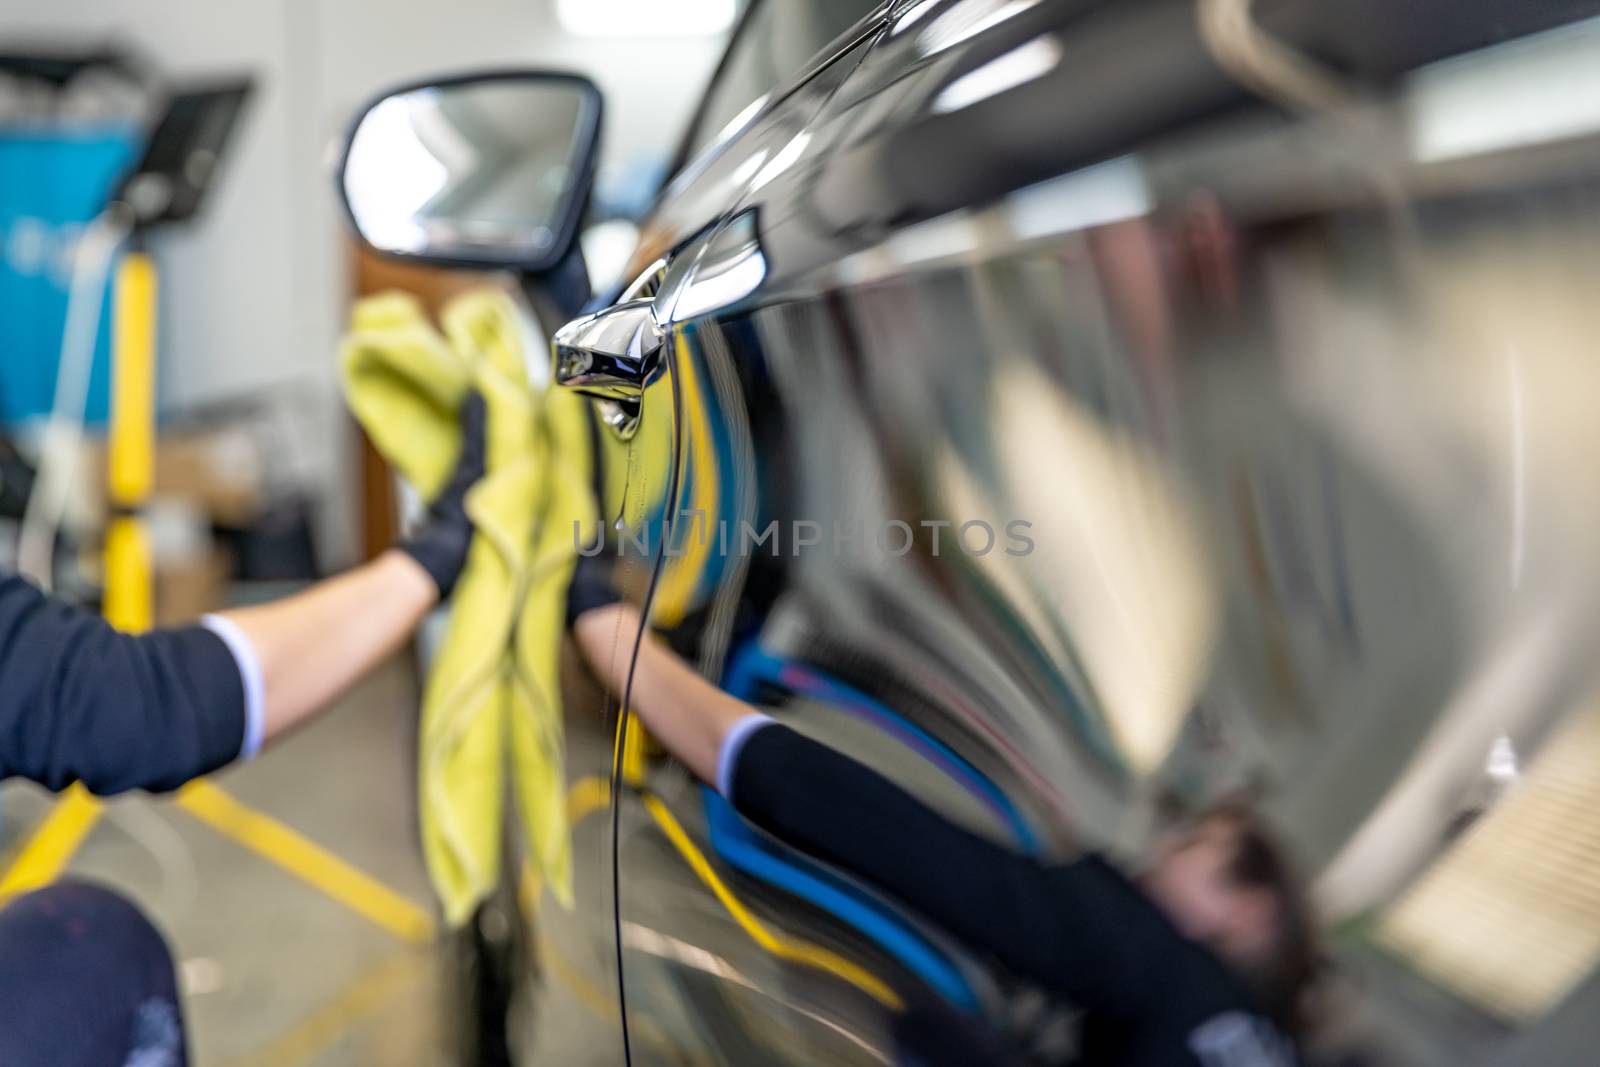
[729,723,1224,1019]
[0,574,246,794]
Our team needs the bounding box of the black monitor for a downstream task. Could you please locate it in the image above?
[111,77,253,229]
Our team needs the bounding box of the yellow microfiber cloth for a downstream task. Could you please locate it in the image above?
[340,288,597,923]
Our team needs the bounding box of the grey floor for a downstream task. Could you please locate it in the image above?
[1,658,454,1066]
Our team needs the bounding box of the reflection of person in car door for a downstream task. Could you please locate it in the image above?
[570,574,1317,1067]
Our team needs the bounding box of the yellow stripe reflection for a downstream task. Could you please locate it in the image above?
[641,792,903,1011]
[552,768,903,1012]
[652,334,719,626]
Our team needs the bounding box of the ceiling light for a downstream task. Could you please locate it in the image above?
[1409,15,1600,163]
[557,0,737,38]
[933,35,1061,114]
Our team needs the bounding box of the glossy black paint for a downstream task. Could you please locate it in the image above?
[332,3,1600,1065]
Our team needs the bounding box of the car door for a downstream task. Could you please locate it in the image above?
[571,5,920,1065]
[599,8,1077,1062]
[572,2,1600,1065]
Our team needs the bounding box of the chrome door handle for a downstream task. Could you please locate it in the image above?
[552,298,664,401]
[553,211,764,440]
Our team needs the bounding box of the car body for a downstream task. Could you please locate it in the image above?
[344,2,1600,1063]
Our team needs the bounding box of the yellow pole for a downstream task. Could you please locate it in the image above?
[104,249,157,633]
[0,247,156,900]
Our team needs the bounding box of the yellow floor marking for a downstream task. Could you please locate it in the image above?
[518,775,612,918]
[568,774,613,825]
[640,792,904,1011]
[177,780,436,945]
[0,785,103,903]
[214,947,431,1067]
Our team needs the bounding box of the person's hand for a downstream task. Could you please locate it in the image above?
[566,546,622,627]
[398,390,486,599]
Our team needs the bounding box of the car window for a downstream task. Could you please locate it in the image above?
[681,0,880,167]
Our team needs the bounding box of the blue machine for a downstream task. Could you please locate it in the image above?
[0,125,139,426]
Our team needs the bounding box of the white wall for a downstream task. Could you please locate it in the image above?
[0,0,725,565]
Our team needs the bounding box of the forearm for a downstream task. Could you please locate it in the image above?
[572,602,752,784]
[572,602,1033,911]
[568,603,1073,984]
[216,549,437,744]
[213,380,482,748]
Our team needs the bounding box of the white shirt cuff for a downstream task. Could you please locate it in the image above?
[716,713,776,798]
[201,614,266,762]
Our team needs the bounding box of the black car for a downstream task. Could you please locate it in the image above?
[339,2,1600,1063]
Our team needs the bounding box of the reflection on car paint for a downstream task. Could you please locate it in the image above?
[556,3,1600,1065]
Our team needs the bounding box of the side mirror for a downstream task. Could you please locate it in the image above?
[337,71,601,272]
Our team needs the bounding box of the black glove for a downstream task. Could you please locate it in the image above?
[399,390,486,599]
[566,542,623,627]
